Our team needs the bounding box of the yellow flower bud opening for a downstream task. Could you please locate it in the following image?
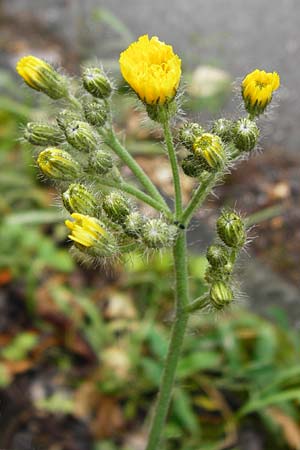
[16,56,51,89]
[242,69,280,116]
[65,213,106,248]
[16,55,67,99]
[119,35,181,105]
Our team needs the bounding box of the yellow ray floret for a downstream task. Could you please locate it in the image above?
[65,213,105,248]
[242,69,280,115]
[119,34,181,105]
[16,56,53,89]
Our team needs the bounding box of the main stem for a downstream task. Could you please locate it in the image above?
[162,117,182,220]
[145,231,189,450]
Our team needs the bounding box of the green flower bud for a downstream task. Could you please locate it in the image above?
[64,120,97,152]
[193,133,226,172]
[181,154,203,178]
[178,122,204,150]
[204,261,233,284]
[206,244,230,268]
[62,184,98,216]
[122,212,145,238]
[233,118,259,152]
[210,281,234,310]
[142,219,177,249]
[37,148,81,180]
[56,110,82,131]
[103,192,130,224]
[217,210,246,248]
[88,149,113,175]
[84,100,108,127]
[82,68,112,99]
[24,122,65,146]
[65,213,118,258]
[16,55,68,100]
[211,119,234,143]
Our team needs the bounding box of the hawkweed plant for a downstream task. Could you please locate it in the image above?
[17,35,280,449]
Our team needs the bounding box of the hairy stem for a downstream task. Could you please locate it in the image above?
[181,173,217,226]
[162,117,182,220]
[101,129,170,211]
[145,231,189,450]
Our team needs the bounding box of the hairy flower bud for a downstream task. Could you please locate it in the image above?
[122,212,145,238]
[37,148,81,180]
[211,119,234,143]
[88,149,113,175]
[24,122,65,146]
[210,281,234,310]
[181,154,203,178]
[178,122,204,150]
[206,244,230,268]
[56,110,82,131]
[103,192,130,225]
[82,67,112,99]
[217,210,246,248]
[64,120,97,152]
[62,184,98,216]
[233,118,259,152]
[83,100,108,127]
[16,55,68,99]
[193,133,226,172]
[142,219,177,249]
[65,213,118,257]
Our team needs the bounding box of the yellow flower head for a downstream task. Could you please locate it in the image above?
[65,213,106,248]
[242,69,280,116]
[16,55,67,99]
[119,35,181,106]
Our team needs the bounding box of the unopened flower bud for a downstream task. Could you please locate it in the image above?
[37,148,81,180]
[82,67,112,99]
[64,120,97,152]
[65,213,118,257]
[103,192,130,225]
[211,119,234,143]
[142,219,177,249]
[178,122,204,150]
[181,154,203,178]
[56,110,82,131]
[206,244,230,268]
[122,212,145,238]
[62,184,98,216]
[210,281,234,310]
[217,210,246,248]
[88,149,113,175]
[233,118,259,152]
[24,122,65,146]
[16,55,68,99]
[193,133,226,172]
[84,100,108,127]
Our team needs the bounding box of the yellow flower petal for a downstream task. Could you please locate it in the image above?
[119,35,181,105]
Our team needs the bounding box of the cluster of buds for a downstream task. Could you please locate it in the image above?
[204,210,247,310]
[16,54,179,263]
[16,43,279,277]
[178,69,280,178]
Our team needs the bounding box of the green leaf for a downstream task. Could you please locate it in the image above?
[173,388,199,433]
[1,332,38,361]
[177,351,221,378]
[239,389,300,416]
